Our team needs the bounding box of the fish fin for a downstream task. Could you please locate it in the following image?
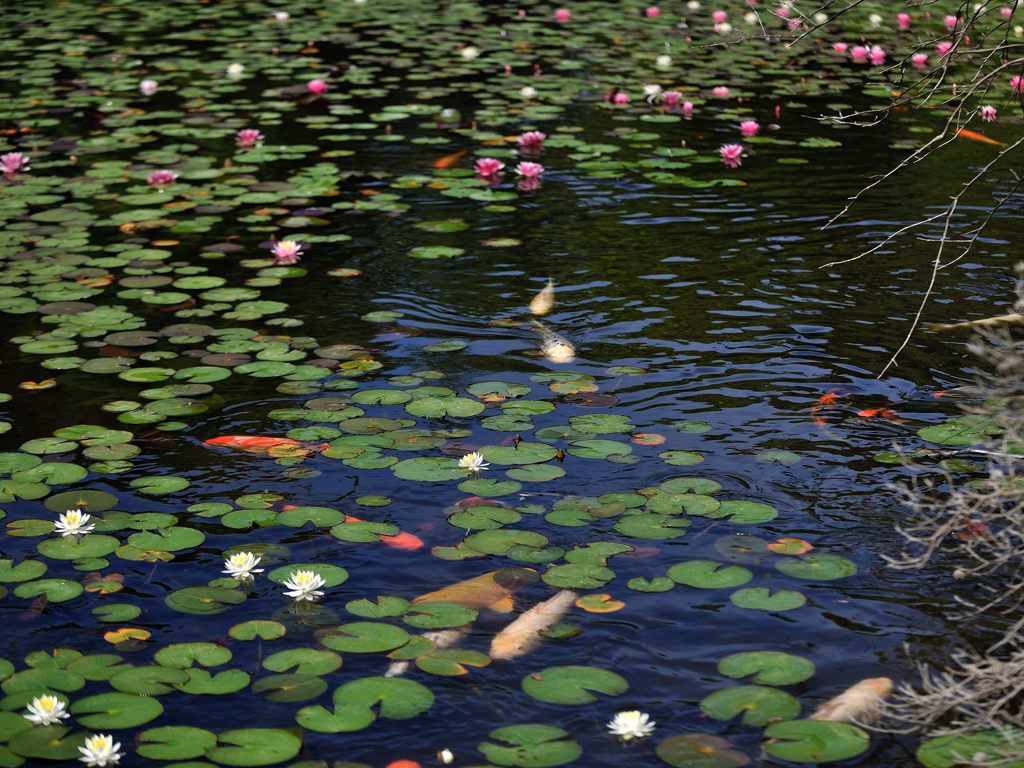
[490,595,515,613]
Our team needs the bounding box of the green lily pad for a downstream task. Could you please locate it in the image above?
[521,665,627,705]
[479,724,582,768]
[775,553,857,581]
[206,728,302,766]
[481,443,558,465]
[129,475,190,495]
[718,651,815,685]
[138,726,217,761]
[229,621,286,641]
[667,560,752,589]
[730,588,806,612]
[264,649,342,676]
[404,602,478,630]
[701,685,800,726]
[165,586,246,615]
[320,622,411,653]
[392,457,464,482]
[762,720,870,763]
[659,450,705,466]
[71,692,163,728]
[297,676,434,733]
[13,578,83,602]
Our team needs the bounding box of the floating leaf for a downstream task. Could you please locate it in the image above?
[718,652,815,685]
[667,561,752,589]
[521,665,627,704]
[775,553,857,581]
[655,734,751,768]
[479,724,582,767]
[762,720,870,763]
[700,685,800,726]
[730,588,806,612]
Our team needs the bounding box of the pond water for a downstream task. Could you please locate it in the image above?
[0,2,1020,767]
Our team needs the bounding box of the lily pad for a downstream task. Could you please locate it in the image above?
[521,665,627,704]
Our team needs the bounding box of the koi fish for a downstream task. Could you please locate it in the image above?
[957,128,1005,147]
[432,149,468,168]
[412,567,537,612]
[856,407,900,420]
[529,278,556,316]
[932,312,1023,331]
[809,389,849,429]
[281,505,423,550]
[810,677,893,723]
[204,435,326,457]
[385,627,468,677]
[490,589,577,660]
[530,320,576,364]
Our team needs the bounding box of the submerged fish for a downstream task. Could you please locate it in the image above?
[531,320,575,364]
[957,127,1005,146]
[432,149,469,168]
[932,312,1023,331]
[385,628,468,677]
[204,435,326,456]
[809,677,893,723]
[413,567,537,613]
[489,589,577,660]
[529,279,556,316]
[281,506,423,550]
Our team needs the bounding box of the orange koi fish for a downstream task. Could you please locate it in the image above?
[810,389,849,428]
[856,407,900,420]
[957,128,1005,146]
[203,435,326,457]
[280,505,423,550]
[413,567,537,612]
[432,149,468,168]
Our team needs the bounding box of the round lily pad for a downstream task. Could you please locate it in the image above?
[718,651,815,686]
[762,720,870,763]
[521,666,627,704]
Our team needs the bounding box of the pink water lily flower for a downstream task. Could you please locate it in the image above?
[236,128,265,148]
[979,105,997,122]
[271,239,304,265]
[912,52,929,69]
[719,143,744,169]
[147,169,178,186]
[832,42,848,54]
[711,86,730,98]
[850,45,869,64]
[514,161,544,178]
[869,45,886,66]
[554,8,570,21]
[1012,75,1024,94]
[896,12,910,29]
[712,10,727,23]
[517,131,546,149]
[662,90,682,107]
[645,6,660,18]
[474,157,505,176]
[139,78,158,96]
[612,91,630,104]
[943,14,959,30]
[1,152,30,175]
[936,41,953,57]
[739,120,760,137]
[775,6,789,18]
[307,79,327,94]
[682,101,694,118]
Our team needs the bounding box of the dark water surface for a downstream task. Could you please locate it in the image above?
[0,1,1021,767]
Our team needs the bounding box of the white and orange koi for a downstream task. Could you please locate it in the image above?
[489,589,577,660]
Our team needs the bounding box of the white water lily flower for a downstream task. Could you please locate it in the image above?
[272,11,289,22]
[78,734,122,767]
[643,83,663,99]
[458,451,490,472]
[519,85,537,99]
[656,54,672,68]
[460,46,480,60]
[55,509,94,537]
[686,0,700,9]
[226,62,245,79]
[222,551,263,580]
[607,710,656,741]
[283,569,326,601]
[744,11,758,24]
[868,12,883,27]
[813,12,828,24]
[24,695,69,726]
[716,22,732,33]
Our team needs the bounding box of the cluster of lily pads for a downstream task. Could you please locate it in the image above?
[1,0,1019,766]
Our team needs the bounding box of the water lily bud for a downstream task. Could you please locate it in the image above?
[438,749,455,765]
